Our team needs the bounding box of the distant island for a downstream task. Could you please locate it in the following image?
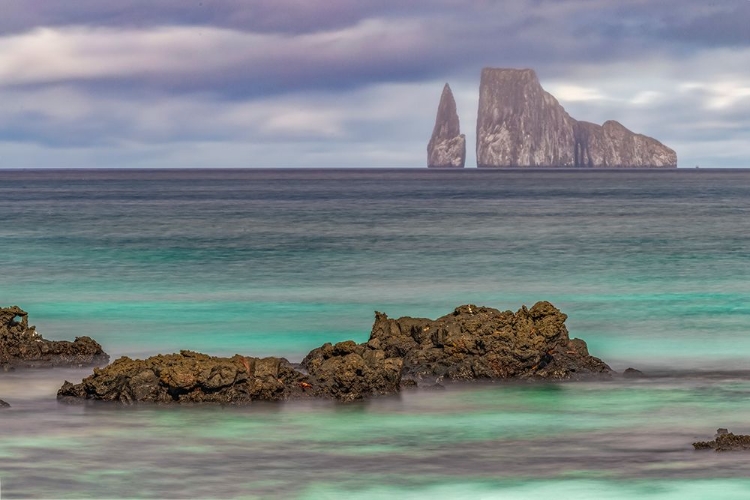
[428,68,677,168]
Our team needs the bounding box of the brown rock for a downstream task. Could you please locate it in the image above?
[371,301,612,384]
[58,351,308,404]
[301,340,402,402]
[1,305,109,370]
[694,429,750,451]
[58,301,612,404]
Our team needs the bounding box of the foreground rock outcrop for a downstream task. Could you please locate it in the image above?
[58,301,611,404]
[370,302,611,383]
[427,83,466,168]
[476,68,676,168]
[1,306,109,370]
[694,429,750,451]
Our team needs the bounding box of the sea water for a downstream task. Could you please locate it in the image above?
[1,168,750,499]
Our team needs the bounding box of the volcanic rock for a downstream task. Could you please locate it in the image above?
[1,306,109,370]
[58,301,611,404]
[301,340,402,402]
[58,351,309,404]
[693,429,750,451]
[622,367,646,379]
[369,301,612,384]
[427,83,466,168]
[476,68,676,168]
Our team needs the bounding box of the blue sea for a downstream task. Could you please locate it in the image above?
[2,168,750,499]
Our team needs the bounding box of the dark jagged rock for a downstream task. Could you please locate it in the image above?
[694,429,750,451]
[476,68,677,168]
[301,340,402,402]
[1,306,109,370]
[369,301,612,384]
[0,398,9,408]
[58,301,611,404]
[622,367,646,378]
[58,351,309,404]
[427,83,466,168]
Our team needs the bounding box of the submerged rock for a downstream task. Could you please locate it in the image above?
[427,83,466,168]
[1,306,109,370]
[58,301,611,404]
[693,429,750,451]
[622,367,647,379]
[476,68,676,168]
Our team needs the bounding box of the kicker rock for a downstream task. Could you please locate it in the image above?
[476,68,677,168]
[477,68,577,168]
[575,120,677,168]
[427,83,466,168]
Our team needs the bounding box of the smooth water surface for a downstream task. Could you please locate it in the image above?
[1,168,750,498]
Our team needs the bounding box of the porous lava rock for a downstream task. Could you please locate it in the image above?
[1,306,109,370]
[368,301,612,384]
[476,68,676,168]
[58,301,611,404]
[301,340,402,402]
[58,351,309,404]
[427,83,466,168]
[694,429,750,451]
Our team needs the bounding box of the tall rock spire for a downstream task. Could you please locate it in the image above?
[427,83,466,168]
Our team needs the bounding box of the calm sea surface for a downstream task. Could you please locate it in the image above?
[1,168,750,498]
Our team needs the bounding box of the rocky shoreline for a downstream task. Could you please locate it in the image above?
[58,301,612,404]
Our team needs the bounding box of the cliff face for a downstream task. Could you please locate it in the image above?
[427,83,466,168]
[477,68,577,168]
[575,120,678,168]
[476,68,677,168]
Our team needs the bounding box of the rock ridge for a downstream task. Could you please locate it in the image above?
[427,83,466,168]
[58,301,612,405]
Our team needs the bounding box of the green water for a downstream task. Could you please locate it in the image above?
[1,168,750,498]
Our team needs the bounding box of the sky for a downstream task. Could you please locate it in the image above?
[1,0,749,168]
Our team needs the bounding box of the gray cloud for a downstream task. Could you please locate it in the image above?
[0,0,748,167]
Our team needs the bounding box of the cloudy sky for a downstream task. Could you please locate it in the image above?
[1,0,749,168]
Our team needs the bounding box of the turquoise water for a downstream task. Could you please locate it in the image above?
[2,168,750,498]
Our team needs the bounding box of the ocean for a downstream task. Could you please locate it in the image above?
[1,168,750,499]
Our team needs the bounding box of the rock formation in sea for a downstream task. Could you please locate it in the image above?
[694,429,750,451]
[58,301,611,404]
[370,301,611,383]
[476,68,677,168]
[1,305,109,370]
[0,398,9,408]
[427,83,466,168]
